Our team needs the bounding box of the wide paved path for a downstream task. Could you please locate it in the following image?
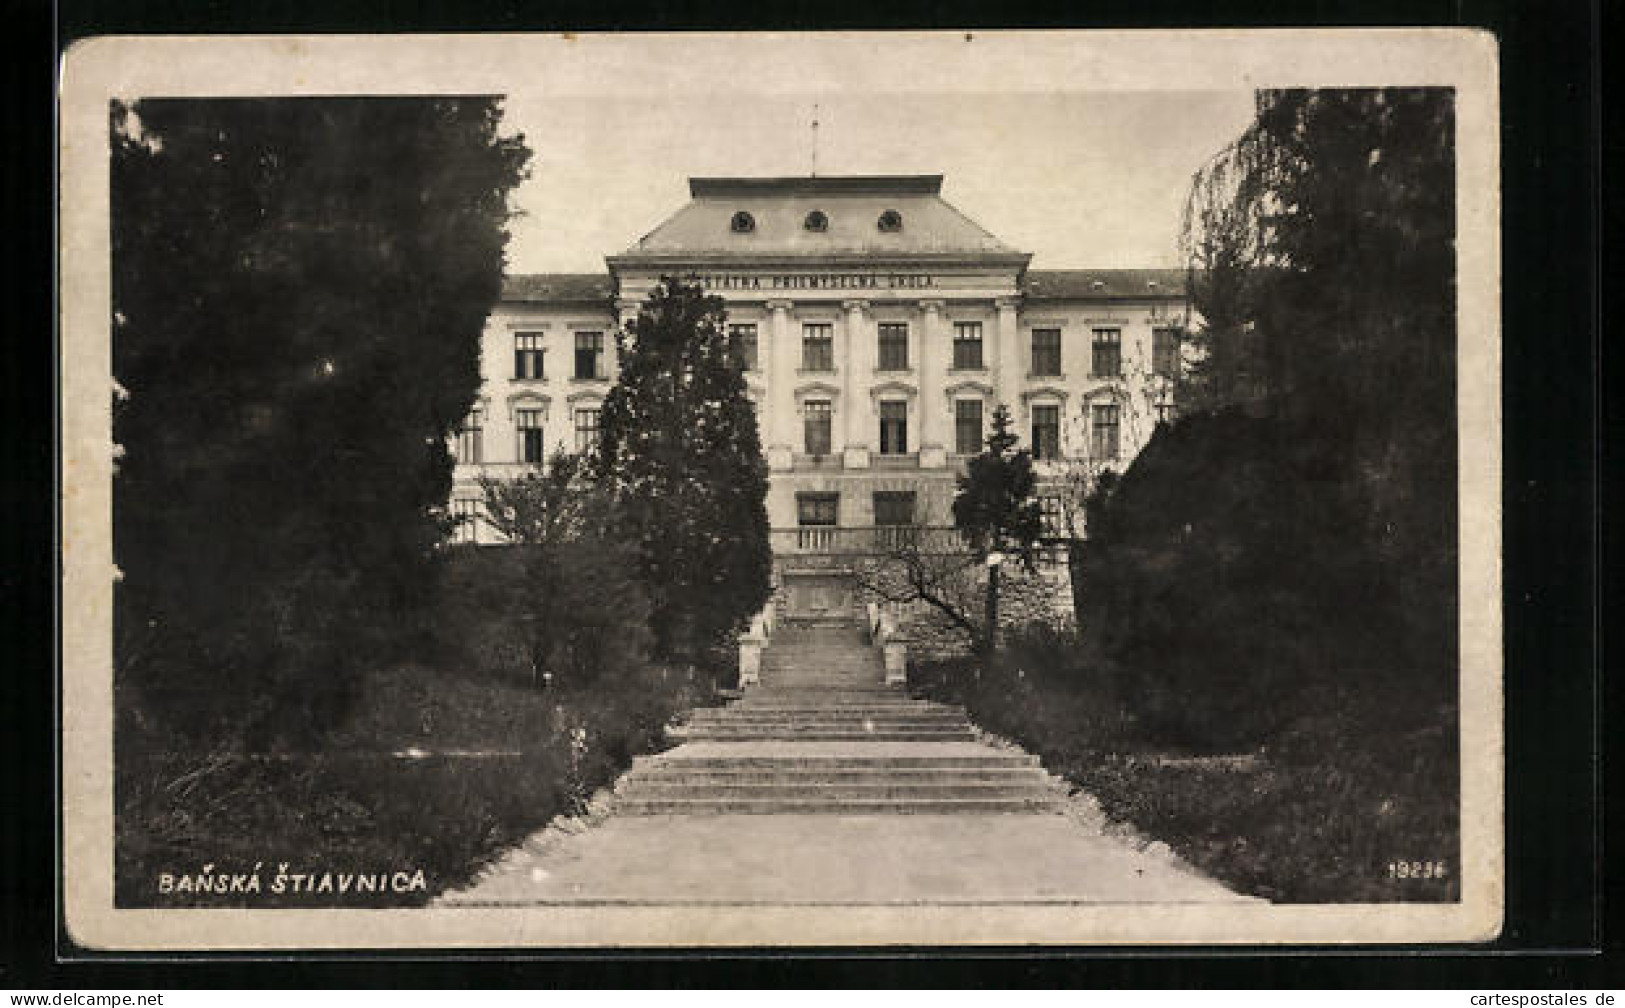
[437,739,1253,907]
[437,616,1255,908]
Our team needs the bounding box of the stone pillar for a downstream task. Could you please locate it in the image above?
[766,299,795,471]
[842,299,871,470]
[995,296,1022,414]
[917,298,947,469]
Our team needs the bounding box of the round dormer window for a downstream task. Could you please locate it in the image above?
[730,211,756,234]
[804,209,829,232]
[877,209,903,232]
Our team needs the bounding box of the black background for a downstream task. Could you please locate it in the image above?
[8,0,1612,988]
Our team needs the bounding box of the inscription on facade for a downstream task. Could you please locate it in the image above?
[693,273,937,291]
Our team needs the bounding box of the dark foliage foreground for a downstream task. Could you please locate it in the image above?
[115,660,712,908]
[914,627,1458,903]
[111,97,529,745]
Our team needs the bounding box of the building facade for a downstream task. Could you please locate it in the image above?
[451,175,1188,610]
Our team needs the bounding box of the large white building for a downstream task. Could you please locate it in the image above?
[451,174,1188,608]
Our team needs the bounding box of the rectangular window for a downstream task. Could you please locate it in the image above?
[879,401,908,455]
[1031,328,1062,377]
[877,323,909,371]
[1153,327,1182,378]
[728,323,758,372]
[1031,404,1060,461]
[1091,328,1122,378]
[952,322,984,370]
[1156,403,1179,425]
[574,407,601,453]
[802,323,834,372]
[516,407,547,464]
[574,331,605,380]
[1039,495,1065,538]
[954,399,983,455]
[803,400,833,455]
[455,409,483,464]
[796,492,839,526]
[873,491,916,527]
[514,332,545,380]
[452,498,481,544]
[1091,404,1121,459]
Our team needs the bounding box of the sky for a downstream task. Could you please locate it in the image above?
[493,36,1256,275]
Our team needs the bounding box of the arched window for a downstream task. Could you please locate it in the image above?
[877,209,903,232]
[804,209,829,232]
[730,211,756,234]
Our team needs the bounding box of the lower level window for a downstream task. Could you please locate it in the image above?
[451,498,480,543]
[873,490,916,526]
[455,411,483,464]
[1031,404,1060,461]
[574,407,601,453]
[1091,403,1121,459]
[796,492,839,526]
[954,399,983,455]
[804,400,833,455]
[1039,494,1065,538]
[516,408,546,464]
[1156,403,1179,425]
[879,401,908,455]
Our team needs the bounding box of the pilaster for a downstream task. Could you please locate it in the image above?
[994,296,1022,412]
[766,299,796,471]
[917,299,947,468]
[841,299,871,470]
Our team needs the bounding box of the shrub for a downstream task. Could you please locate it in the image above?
[1077,410,1454,752]
[116,661,712,908]
[430,541,652,690]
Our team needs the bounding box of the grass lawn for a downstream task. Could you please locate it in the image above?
[115,662,713,907]
[911,646,1460,903]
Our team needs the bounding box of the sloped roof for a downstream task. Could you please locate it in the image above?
[500,273,614,302]
[1022,269,1189,299]
[615,175,1023,260]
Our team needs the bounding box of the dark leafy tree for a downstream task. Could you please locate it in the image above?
[594,277,772,660]
[951,404,1045,658]
[1081,88,1458,749]
[469,452,651,685]
[111,97,530,743]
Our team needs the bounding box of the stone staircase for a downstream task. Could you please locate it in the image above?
[613,615,1062,815]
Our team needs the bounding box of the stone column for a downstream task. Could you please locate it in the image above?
[766,299,795,471]
[917,298,947,469]
[842,299,871,470]
[995,296,1022,414]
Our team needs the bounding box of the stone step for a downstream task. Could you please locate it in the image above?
[627,767,1049,786]
[737,686,911,694]
[615,797,1061,815]
[698,698,949,708]
[761,671,882,677]
[668,728,978,742]
[686,710,966,723]
[618,782,1054,801]
[723,702,954,713]
[763,660,890,669]
[639,758,1039,774]
[760,663,882,673]
[683,719,971,732]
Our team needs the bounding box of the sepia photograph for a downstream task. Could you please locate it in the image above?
[58,30,1502,948]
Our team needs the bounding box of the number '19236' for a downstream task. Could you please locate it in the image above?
[1387,860,1449,880]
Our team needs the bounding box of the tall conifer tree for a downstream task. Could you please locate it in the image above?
[111,97,530,739]
[595,277,772,659]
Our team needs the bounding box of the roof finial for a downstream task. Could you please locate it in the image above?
[810,102,820,177]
